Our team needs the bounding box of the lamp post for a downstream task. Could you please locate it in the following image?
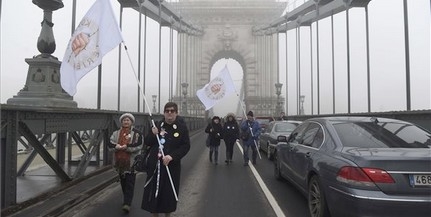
[275,83,283,115]
[152,95,157,113]
[300,95,305,115]
[181,82,189,114]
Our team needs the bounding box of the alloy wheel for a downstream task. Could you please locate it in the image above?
[308,176,329,217]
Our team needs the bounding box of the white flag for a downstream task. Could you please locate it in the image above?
[196,66,236,110]
[60,0,123,96]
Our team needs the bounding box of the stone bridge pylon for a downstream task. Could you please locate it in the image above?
[172,0,287,117]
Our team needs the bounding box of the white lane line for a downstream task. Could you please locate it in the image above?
[236,142,286,217]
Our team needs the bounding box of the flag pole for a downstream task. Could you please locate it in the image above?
[229,65,262,160]
[238,97,262,160]
[122,40,179,201]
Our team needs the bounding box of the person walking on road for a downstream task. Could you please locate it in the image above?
[108,113,143,213]
[205,116,223,165]
[277,111,288,121]
[240,111,261,166]
[141,102,191,217]
[222,113,240,164]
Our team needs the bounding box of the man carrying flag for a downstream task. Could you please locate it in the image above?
[60,0,123,96]
[196,65,236,110]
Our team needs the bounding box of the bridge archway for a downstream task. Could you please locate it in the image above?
[209,53,244,117]
[173,0,287,117]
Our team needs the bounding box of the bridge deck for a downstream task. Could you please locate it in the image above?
[4,129,295,217]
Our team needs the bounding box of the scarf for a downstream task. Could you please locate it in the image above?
[115,127,131,172]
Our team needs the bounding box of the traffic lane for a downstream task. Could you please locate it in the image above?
[253,149,311,217]
[177,131,276,217]
[59,131,276,217]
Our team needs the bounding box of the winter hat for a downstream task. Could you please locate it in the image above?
[212,116,221,121]
[247,111,254,117]
[225,113,236,121]
[120,113,135,123]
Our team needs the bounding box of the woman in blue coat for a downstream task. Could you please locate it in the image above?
[240,111,261,166]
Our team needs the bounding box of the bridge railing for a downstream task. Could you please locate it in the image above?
[0,104,205,209]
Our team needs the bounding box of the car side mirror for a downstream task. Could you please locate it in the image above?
[288,132,298,142]
[277,135,287,142]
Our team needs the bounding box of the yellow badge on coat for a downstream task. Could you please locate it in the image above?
[174,132,179,137]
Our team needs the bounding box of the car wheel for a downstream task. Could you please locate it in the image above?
[308,176,330,217]
[274,151,282,180]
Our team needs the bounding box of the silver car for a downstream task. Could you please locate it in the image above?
[259,120,301,160]
[274,116,431,217]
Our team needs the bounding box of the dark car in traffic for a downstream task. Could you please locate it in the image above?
[274,116,431,217]
[254,116,273,131]
[259,120,301,160]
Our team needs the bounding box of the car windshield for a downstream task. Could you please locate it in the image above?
[255,118,269,127]
[333,121,431,148]
[275,123,299,132]
[256,119,270,126]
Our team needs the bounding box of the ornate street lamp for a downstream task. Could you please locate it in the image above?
[181,82,189,114]
[275,83,283,115]
[152,95,157,113]
[300,95,305,115]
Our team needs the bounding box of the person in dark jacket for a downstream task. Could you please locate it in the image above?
[222,113,240,164]
[108,113,143,213]
[141,102,190,217]
[240,111,261,166]
[205,116,223,165]
[277,111,288,121]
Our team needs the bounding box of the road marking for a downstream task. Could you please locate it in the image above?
[236,142,286,217]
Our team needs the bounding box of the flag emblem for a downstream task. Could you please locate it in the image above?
[205,77,227,100]
[196,66,236,110]
[65,18,100,71]
[60,0,123,96]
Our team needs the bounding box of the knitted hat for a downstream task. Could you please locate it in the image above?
[119,113,135,123]
[212,116,220,121]
[247,111,254,117]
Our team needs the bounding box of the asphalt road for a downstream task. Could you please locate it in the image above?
[59,131,310,217]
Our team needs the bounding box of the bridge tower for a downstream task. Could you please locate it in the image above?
[172,0,286,117]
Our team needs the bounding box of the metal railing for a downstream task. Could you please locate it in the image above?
[0,104,205,209]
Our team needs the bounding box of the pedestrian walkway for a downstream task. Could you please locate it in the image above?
[2,129,202,216]
[4,167,118,217]
[16,144,94,203]
[1,144,107,216]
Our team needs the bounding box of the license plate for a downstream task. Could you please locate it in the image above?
[409,174,431,186]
